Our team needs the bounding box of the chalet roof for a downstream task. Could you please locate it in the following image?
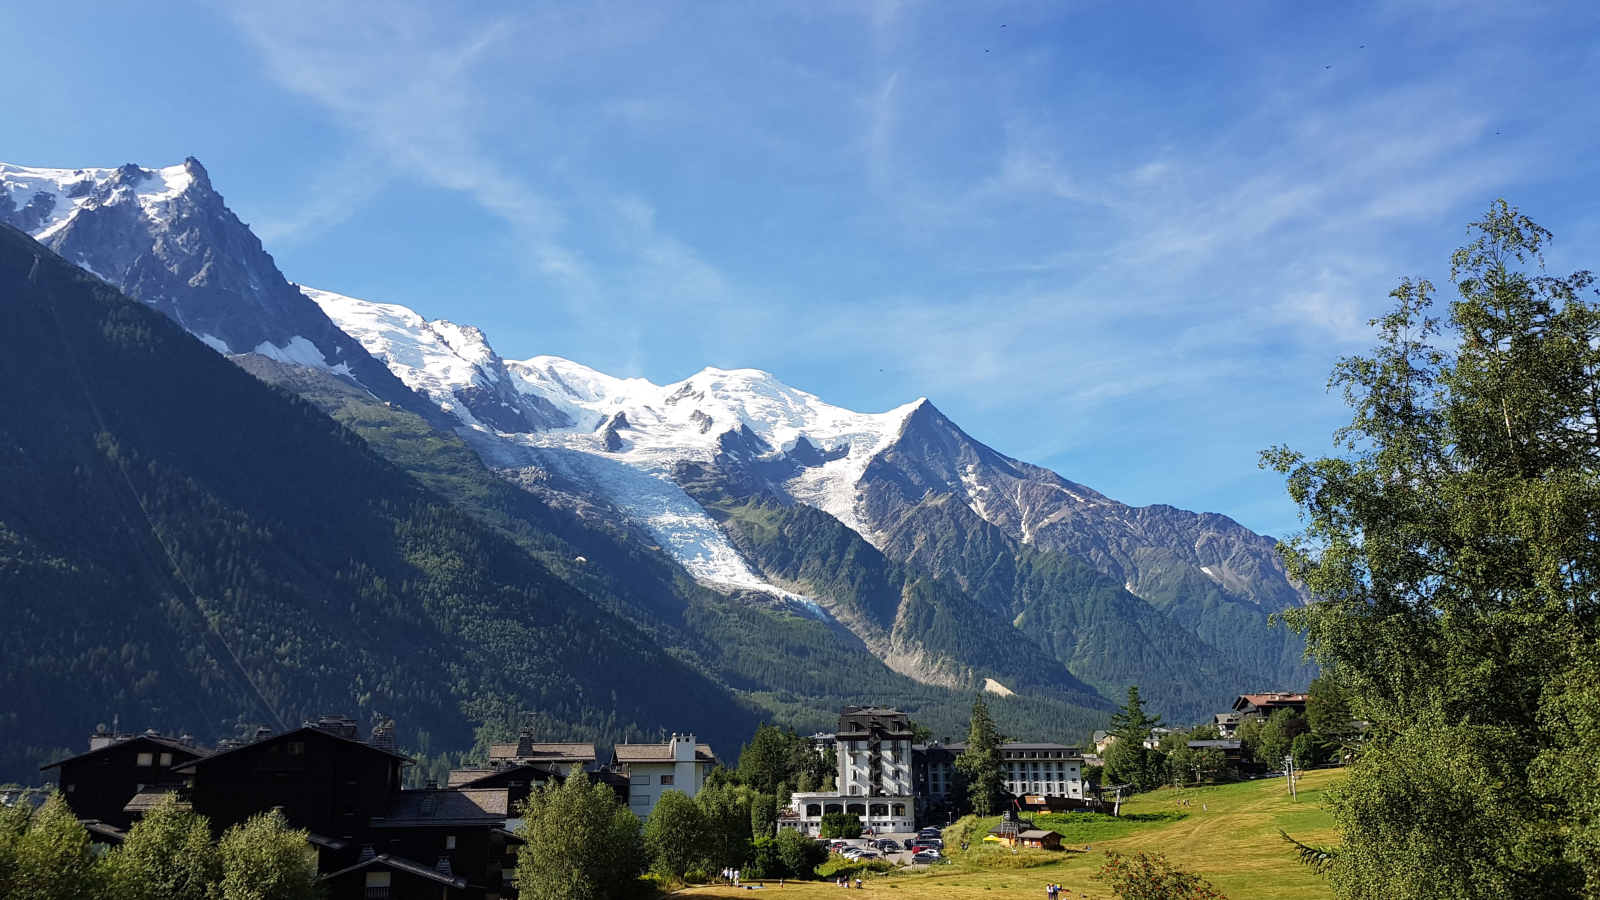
[79,820,128,844]
[486,742,595,761]
[306,833,348,851]
[173,724,410,774]
[1018,829,1056,840]
[320,854,467,890]
[372,789,509,827]
[40,734,211,770]
[1232,693,1309,711]
[448,763,560,788]
[121,784,183,814]
[611,743,715,764]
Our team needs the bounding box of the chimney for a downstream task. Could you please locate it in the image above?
[369,718,397,753]
[359,845,376,863]
[178,733,196,749]
[425,779,438,790]
[435,857,453,876]
[516,725,534,758]
[253,725,273,742]
[90,724,113,752]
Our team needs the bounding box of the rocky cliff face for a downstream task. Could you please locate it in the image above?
[0,159,445,427]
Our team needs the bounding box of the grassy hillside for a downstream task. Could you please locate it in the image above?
[0,225,763,781]
[676,769,1342,900]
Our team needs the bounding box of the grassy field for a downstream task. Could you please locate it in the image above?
[671,769,1341,900]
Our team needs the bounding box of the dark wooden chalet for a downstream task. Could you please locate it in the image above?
[368,787,516,900]
[42,729,210,830]
[175,718,409,871]
[446,763,559,812]
[321,850,470,900]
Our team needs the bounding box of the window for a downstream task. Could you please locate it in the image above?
[136,753,154,767]
[630,775,651,786]
[159,752,173,766]
[631,794,651,808]
[892,804,906,817]
[805,804,822,817]
[659,775,674,785]
[365,872,390,899]
[445,836,457,850]
[847,803,866,816]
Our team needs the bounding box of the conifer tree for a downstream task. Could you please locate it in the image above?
[954,695,1007,815]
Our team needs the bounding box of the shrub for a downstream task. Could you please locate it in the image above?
[1093,850,1226,900]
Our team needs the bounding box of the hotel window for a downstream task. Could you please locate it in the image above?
[136,753,154,766]
[660,774,674,785]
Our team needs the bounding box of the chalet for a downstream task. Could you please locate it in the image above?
[321,850,469,900]
[985,810,1060,848]
[611,733,716,818]
[175,717,408,872]
[447,763,559,811]
[1232,693,1309,719]
[486,730,595,777]
[1186,739,1249,770]
[368,787,518,900]
[42,727,209,830]
[1212,713,1243,737]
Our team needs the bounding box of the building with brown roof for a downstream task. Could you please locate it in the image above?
[610,734,715,818]
[485,729,595,776]
[1231,693,1309,718]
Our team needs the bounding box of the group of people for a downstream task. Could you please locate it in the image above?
[1045,884,1072,899]
[721,868,742,886]
[833,876,863,888]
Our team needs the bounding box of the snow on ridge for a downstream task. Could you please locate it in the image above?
[309,284,922,598]
[0,161,195,241]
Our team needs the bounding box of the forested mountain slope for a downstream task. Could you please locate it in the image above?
[0,225,761,781]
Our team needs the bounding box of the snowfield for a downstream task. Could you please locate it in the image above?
[306,286,921,600]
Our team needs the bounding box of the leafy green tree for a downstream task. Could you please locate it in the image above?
[1233,717,1264,762]
[750,793,778,840]
[954,695,1008,815]
[0,799,34,888]
[1255,710,1309,771]
[696,783,753,874]
[1290,732,1326,770]
[216,811,319,900]
[517,774,644,900]
[1189,724,1221,741]
[1265,201,1600,898]
[818,813,861,839]
[1093,850,1226,900]
[117,795,221,900]
[643,790,705,880]
[1306,676,1355,739]
[6,793,102,900]
[775,828,826,879]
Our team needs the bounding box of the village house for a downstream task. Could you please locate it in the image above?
[486,729,596,776]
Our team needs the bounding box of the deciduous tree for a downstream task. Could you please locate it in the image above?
[1266,201,1600,898]
[517,774,644,900]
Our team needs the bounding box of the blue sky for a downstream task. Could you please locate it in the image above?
[7,0,1599,538]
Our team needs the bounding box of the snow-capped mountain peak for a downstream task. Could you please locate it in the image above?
[0,160,199,243]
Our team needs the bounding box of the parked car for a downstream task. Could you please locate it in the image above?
[913,849,942,862]
[873,839,899,851]
[919,827,941,836]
